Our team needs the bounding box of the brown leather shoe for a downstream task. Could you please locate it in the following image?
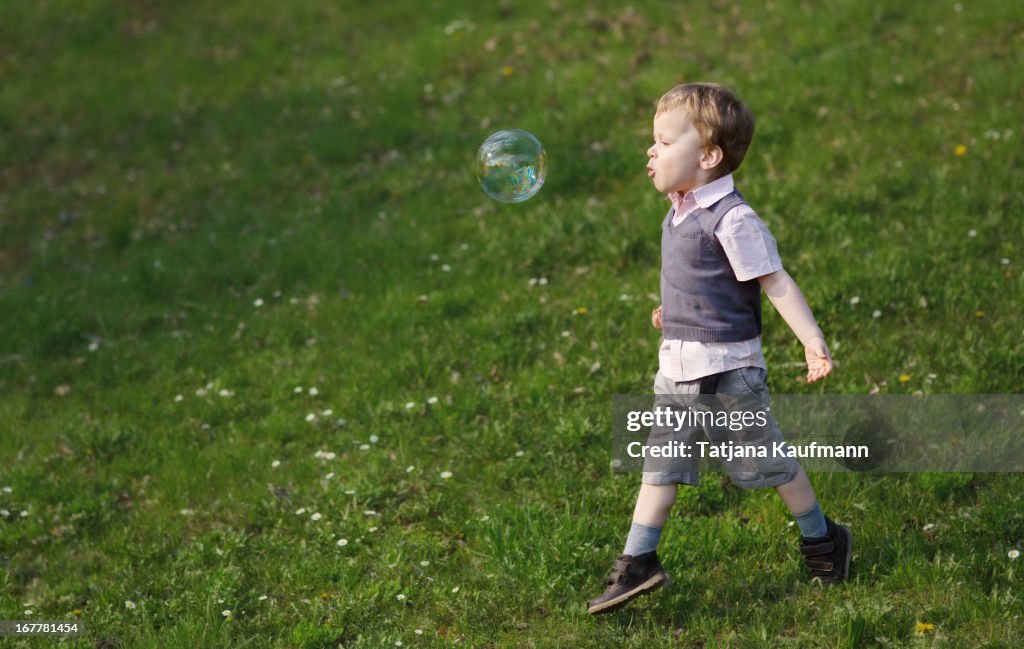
[587,551,670,615]
[800,516,853,585]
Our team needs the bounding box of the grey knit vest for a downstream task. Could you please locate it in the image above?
[660,190,762,342]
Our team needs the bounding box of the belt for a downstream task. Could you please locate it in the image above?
[699,372,721,395]
[697,372,723,410]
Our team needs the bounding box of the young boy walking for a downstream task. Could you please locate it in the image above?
[587,83,852,615]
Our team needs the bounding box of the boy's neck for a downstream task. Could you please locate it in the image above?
[670,173,732,204]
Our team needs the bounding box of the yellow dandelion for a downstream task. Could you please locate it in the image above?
[899,374,911,383]
[576,306,588,315]
[974,310,985,318]
[954,144,967,156]
[501,66,514,76]
[915,621,935,635]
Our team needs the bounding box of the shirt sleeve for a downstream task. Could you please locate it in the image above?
[714,205,784,282]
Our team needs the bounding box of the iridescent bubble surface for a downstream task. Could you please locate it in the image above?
[475,129,547,203]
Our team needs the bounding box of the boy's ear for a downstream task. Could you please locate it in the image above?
[700,145,724,170]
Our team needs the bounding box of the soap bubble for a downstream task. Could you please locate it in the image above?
[475,129,546,203]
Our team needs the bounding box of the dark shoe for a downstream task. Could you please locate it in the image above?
[587,551,670,615]
[800,516,852,585]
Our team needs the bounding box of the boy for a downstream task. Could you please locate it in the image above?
[587,83,852,615]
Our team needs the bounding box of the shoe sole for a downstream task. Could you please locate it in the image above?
[587,571,670,615]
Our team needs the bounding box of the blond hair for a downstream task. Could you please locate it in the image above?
[656,83,755,177]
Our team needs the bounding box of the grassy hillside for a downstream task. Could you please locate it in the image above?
[1,1,1022,646]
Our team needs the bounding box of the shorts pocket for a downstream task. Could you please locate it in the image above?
[736,366,768,397]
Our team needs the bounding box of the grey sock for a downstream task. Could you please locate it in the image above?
[794,502,828,539]
[623,522,663,556]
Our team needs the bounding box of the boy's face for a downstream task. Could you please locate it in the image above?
[646,108,718,195]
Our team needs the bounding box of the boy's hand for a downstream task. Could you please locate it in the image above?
[804,336,833,383]
[652,305,663,330]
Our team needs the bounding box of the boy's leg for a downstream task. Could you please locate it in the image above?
[587,370,697,614]
[775,466,852,585]
[623,483,678,555]
[774,466,828,539]
[713,367,852,584]
[587,482,676,615]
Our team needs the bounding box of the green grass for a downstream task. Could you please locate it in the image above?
[1,0,1023,646]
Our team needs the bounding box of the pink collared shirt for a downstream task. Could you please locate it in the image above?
[659,174,783,382]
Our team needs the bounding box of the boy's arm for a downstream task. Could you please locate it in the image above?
[758,269,833,383]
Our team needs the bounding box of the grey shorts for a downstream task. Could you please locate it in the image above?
[642,366,802,489]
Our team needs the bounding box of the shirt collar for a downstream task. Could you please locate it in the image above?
[668,173,734,214]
